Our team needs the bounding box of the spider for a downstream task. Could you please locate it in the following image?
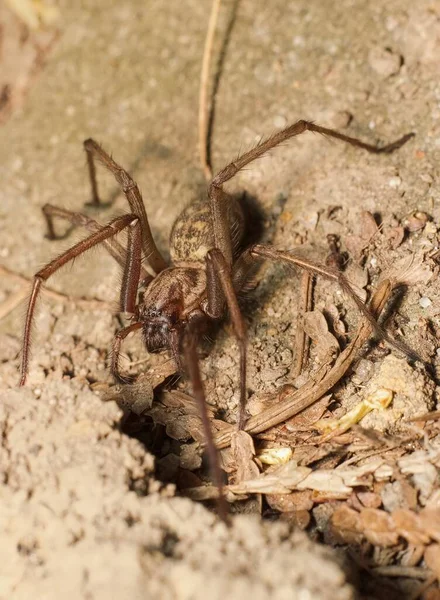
[18,0,417,520]
[18,120,414,516]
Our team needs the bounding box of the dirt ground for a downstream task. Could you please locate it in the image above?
[0,0,439,598]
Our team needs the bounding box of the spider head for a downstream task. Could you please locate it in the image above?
[142,315,179,354]
[139,274,188,357]
[139,267,207,357]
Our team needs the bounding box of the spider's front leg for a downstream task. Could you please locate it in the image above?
[20,214,143,386]
[182,319,229,524]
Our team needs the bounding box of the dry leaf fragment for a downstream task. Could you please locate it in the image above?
[338,458,385,483]
[331,505,364,544]
[228,461,311,495]
[297,471,352,495]
[230,431,259,484]
[344,262,369,298]
[284,394,331,432]
[230,431,262,514]
[385,226,405,249]
[398,453,439,504]
[374,464,394,481]
[266,489,314,513]
[381,479,418,512]
[345,211,379,257]
[258,447,293,465]
[303,310,340,363]
[232,458,387,497]
[379,254,433,287]
[357,491,382,509]
[360,508,399,547]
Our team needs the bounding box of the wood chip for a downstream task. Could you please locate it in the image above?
[331,505,364,544]
[359,508,399,547]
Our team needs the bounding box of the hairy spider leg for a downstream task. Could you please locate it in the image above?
[42,203,152,283]
[206,119,414,427]
[20,214,142,386]
[83,139,168,274]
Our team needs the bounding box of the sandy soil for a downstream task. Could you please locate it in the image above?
[0,0,439,598]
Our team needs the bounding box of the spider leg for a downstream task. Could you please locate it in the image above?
[84,140,101,206]
[241,243,422,363]
[182,321,229,525]
[119,216,143,314]
[208,120,413,265]
[110,217,146,382]
[206,248,247,429]
[42,203,152,284]
[83,138,167,274]
[111,322,143,382]
[20,214,142,386]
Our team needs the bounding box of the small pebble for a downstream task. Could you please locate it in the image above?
[333,110,352,128]
[405,211,429,232]
[368,47,402,78]
[388,176,402,188]
[273,115,287,128]
[419,297,432,309]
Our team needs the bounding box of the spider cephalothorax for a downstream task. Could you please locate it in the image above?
[139,267,208,355]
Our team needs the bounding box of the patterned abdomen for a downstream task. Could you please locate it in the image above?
[170,195,244,264]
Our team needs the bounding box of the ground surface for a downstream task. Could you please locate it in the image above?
[0,0,439,598]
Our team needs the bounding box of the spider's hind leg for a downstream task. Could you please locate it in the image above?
[208,120,413,268]
[205,248,247,429]
[83,138,167,274]
[245,244,422,364]
[182,322,229,525]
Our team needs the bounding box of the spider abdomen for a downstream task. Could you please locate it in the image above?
[170,196,244,264]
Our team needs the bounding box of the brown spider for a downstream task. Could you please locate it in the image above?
[19,121,414,517]
[18,0,418,521]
